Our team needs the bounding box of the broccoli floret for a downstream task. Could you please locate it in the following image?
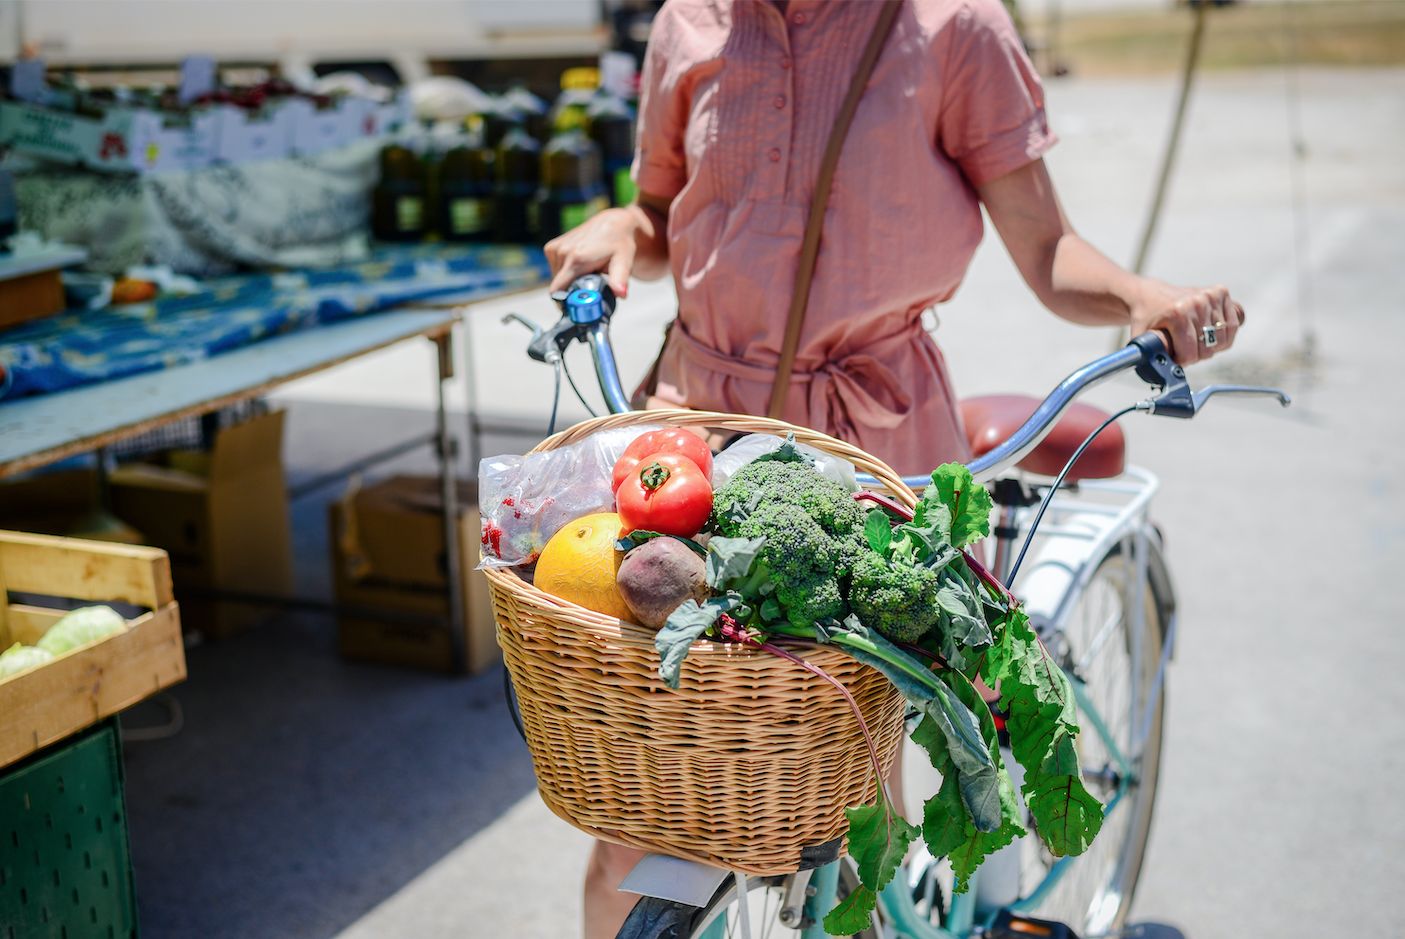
[848,550,942,643]
[712,458,865,540]
[710,458,864,629]
[731,502,849,629]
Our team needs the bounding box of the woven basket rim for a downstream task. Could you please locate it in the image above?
[485,409,918,636]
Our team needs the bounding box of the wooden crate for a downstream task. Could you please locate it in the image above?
[0,530,186,770]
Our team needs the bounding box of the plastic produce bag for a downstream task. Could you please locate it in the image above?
[478,425,664,570]
[711,433,858,491]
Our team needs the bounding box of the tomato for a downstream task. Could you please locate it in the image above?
[612,429,713,494]
[615,452,714,538]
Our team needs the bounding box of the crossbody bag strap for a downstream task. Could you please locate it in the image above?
[766,0,904,421]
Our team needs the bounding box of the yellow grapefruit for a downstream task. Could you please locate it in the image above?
[534,513,633,621]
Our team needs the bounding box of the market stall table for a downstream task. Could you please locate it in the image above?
[0,306,478,667]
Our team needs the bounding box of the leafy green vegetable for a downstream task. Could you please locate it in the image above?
[864,508,892,555]
[925,464,994,549]
[704,536,768,590]
[821,803,918,935]
[0,642,54,679]
[36,606,127,655]
[823,885,879,936]
[655,595,741,689]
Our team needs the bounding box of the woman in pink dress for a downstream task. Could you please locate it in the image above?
[546,1,1243,934]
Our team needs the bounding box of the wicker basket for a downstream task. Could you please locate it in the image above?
[485,410,916,875]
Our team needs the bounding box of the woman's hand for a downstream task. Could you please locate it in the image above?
[544,192,674,297]
[1128,280,1245,365]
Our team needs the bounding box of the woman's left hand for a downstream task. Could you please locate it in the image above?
[1129,281,1245,365]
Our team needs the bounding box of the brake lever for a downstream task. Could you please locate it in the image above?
[501,312,566,365]
[1128,333,1291,418]
[1191,384,1292,411]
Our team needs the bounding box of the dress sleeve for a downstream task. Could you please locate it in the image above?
[935,0,1057,188]
[631,6,690,200]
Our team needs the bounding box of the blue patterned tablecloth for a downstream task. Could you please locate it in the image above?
[0,244,549,401]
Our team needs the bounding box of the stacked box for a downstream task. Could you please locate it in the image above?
[329,475,499,675]
[108,409,293,640]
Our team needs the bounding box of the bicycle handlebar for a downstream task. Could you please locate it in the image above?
[505,277,1291,488]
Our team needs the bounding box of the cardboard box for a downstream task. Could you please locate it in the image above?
[128,109,219,173]
[0,101,140,172]
[108,409,292,639]
[0,469,145,545]
[287,97,358,156]
[329,475,498,675]
[211,103,293,165]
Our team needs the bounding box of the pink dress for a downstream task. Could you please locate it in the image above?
[632,0,1056,476]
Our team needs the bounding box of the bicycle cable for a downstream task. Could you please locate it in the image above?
[560,354,600,421]
[548,359,563,437]
[1005,403,1139,589]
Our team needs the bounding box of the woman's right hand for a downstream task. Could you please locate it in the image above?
[544,194,673,298]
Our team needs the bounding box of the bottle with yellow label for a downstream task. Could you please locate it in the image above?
[586,91,637,207]
[439,122,495,242]
[492,123,541,244]
[533,76,609,245]
[371,142,428,242]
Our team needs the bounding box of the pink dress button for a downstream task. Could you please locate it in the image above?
[780,56,792,69]
[793,12,806,24]
[767,148,782,162]
[774,95,787,109]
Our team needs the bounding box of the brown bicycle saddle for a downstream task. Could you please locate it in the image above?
[959,395,1126,481]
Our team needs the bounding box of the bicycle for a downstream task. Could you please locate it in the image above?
[501,275,1288,939]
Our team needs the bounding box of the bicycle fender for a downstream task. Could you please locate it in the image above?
[618,853,732,908]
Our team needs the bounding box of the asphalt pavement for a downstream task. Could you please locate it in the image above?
[119,66,1405,939]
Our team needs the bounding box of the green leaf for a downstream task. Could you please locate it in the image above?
[704,536,767,590]
[1022,767,1104,857]
[992,609,1102,859]
[615,530,707,555]
[846,801,920,893]
[910,714,953,773]
[921,769,970,858]
[941,666,1029,893]
[949,770,1024,892]
[864,508,893,556]
[916,678,1001,833]
[752,433,814,466]
[759,597,782,622]
[999,614,1079,772]
[925,464,994,549]
[654,595,740,689]
[822,885,877,936]
[911,497,953,545]
[936,567,993,649]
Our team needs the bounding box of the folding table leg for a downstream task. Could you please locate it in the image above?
[433,331,466,675]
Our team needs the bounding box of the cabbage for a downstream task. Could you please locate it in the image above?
[0,642,54,679]
[36,606,128,655]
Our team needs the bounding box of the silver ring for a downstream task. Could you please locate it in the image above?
[1201,324,1218,347]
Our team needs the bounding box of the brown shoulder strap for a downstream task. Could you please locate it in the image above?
[766,0,903,421]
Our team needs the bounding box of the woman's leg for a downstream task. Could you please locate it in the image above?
[584,840,648,939]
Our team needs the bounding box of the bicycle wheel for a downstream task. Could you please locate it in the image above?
[615,859,881,939]
[1017,547,1167,936]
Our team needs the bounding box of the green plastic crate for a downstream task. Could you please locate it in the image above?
[0,719,138,939]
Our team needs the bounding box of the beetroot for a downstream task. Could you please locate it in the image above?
[616,537,709,630]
